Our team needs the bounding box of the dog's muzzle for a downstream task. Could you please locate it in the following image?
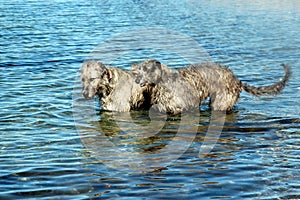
[82,87,96,99]
[82,90,91,99]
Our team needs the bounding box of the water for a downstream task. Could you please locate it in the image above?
[1,0,300,199]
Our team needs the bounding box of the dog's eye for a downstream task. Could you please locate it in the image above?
[89,78,96,82]
[142,66,148,72]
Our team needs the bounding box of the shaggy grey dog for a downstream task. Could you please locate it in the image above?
[81,61,153,112]
[133,60,201,114]
[133,59,291,114]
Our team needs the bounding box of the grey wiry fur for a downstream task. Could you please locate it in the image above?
[134,59,291,114]
[133,60,200,114]
[81,61,152,112]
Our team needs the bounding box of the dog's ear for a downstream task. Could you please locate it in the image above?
[132,64,139,70]
[154,60,161,66]
[106,68,111,80]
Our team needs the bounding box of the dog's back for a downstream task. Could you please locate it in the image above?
[134,60,200,114]
[178,63,243,110]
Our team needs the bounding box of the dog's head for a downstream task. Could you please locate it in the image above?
[132,59,165,87]
[80,61,111,99]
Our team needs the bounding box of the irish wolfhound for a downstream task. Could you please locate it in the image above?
[133,59,291,114]
[80,61,153,112]
[133,60,201,114]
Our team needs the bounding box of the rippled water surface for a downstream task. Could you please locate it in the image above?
[1,0,300,199]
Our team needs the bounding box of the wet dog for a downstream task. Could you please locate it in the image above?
[133,60,200,114]
[133,59,291,114]
[80,61,153,112]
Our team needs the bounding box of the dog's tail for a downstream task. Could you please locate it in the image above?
[242,64,291,96]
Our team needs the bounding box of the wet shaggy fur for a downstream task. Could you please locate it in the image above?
[133,60,201,114]
[134,59,291,114]
[80,61,153,112]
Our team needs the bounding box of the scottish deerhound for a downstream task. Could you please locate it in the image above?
[80,61,153,112]
[134,59,291,114]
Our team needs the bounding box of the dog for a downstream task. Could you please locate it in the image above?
[133,59,291,114]
[133,60,200,114]
[80,61,153,112]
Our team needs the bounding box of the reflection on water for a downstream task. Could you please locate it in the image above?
[80,108,300,199]
[76,105,201,172]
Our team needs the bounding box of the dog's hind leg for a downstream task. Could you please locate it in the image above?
[209,92,239,111]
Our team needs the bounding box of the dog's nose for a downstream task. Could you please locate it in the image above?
[82,90,91,99]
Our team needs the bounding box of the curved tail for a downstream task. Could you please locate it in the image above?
[242,64,291,96]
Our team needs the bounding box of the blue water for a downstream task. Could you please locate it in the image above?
[1,0,300,199]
